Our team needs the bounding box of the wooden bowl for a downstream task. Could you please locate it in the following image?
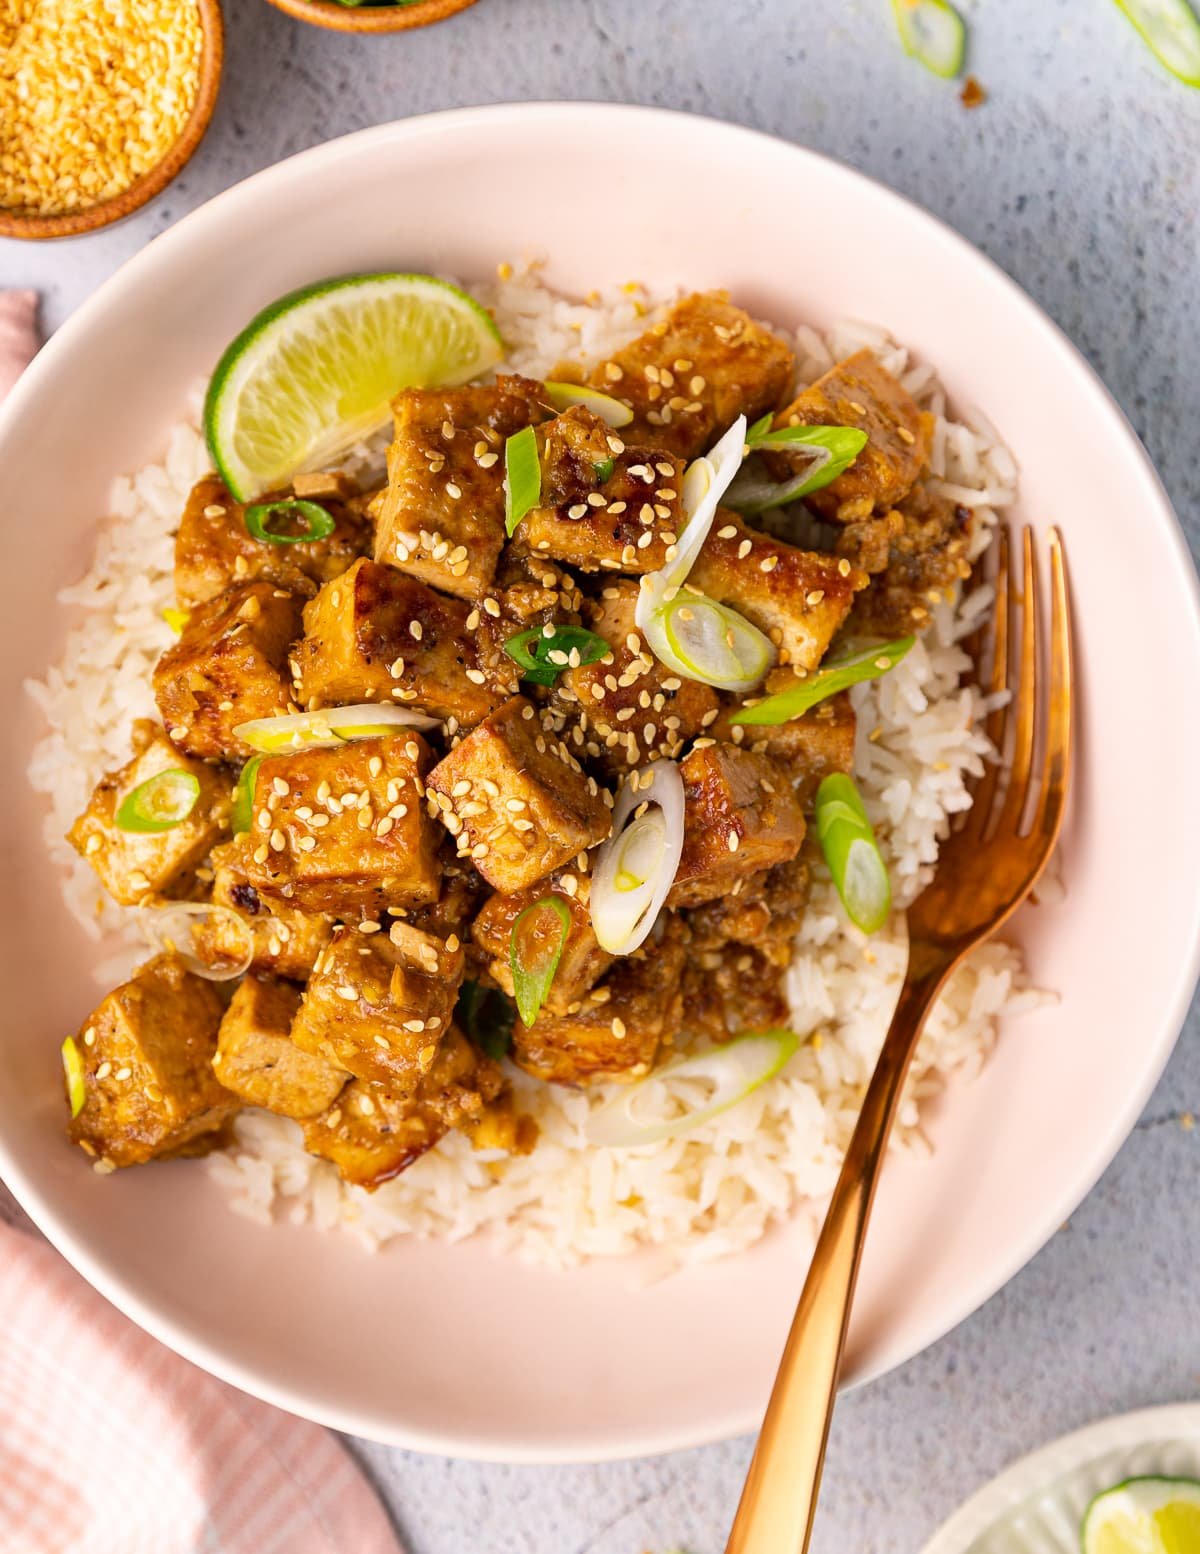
[262,0,480,33]
[0,0,224,242]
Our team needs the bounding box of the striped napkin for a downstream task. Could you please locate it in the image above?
[0,291,406,1554]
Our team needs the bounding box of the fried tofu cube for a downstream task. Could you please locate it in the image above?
[197,841,333,981]
[291,558,515,726]
[375,375,548,601]
[686,856,811,964]
[713,687,856,808]
[667,744,806,908]
[66,953,237,1168]
[290,922,465,1091]
[840,481,974,636]
[67,722,231,906]
[213,975,346,1119]
[302,1024,508,1190]
[688,510,867,671]
[770,350,931,521]
[236,734,439,917]
[471,869,612,1016]
[427,696,612,893]
[153,582,303,762]
[515,407,686,573]
[556,579,720,772]
[511,919,687,1084]
[587,291,795,461]
[174,474,373,611]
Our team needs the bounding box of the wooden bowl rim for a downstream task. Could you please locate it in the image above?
[260,0,480,34]
[0,0,225,242]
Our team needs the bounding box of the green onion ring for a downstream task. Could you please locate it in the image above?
[243,498,336,546]
[115,769,201,833]
[815,773,892,934]
[503,625,609,686]
[510,896,572,1027]
[504,425,541,535]
[730,637,915,725]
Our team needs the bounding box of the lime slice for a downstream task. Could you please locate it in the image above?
[204,273,503,501]
[1083,1476,1200,1554]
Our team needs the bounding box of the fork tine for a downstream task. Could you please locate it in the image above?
[960,526,1010,839]
[1032,528,1074,846]
[994,526,1039,836]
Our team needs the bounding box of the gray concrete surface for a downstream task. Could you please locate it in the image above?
[3,1,1198,1550]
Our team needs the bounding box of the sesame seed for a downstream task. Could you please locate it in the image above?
[95,1061,112,1080]
[409,621,423,641]
[837,558,852,577]
[898,425,916,445]
[760,555,779,574]
[737,539,753,560]
[727,832,740,852]
[446,482,463,500]
[611,1016,627,1037]
[479,451,499,469]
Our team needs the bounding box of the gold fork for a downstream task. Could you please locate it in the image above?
[724,525,1074,1554]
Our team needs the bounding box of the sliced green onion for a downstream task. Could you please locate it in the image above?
[234,702,439,754]
[642,590,775,693]
[591,760,685,955]
[1111,0,1200,85]
[542,381,635,428]
[231,754,263,835]
[587,1029,799,1147]
[139,902,255,981]
[890,0,966,78]
[503,625,609,687]
[115,769,200,833]
[504,425,541,535]
[456,979,516,1062]
[61,1036,86,1119]
[593,457,616,483]
[244,498,336,546]
[162,606,190,634]
[815,773,892,934]
[510,896,571,1027]
[730,636,915,726]
[727,426,869,514]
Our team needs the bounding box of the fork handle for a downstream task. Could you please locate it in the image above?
[723,963,951,1554]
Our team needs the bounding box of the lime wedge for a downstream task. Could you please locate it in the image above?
[1083,1476,1200,1554]
[204,273,503,500]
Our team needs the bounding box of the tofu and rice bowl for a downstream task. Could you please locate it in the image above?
[31,269,1044,1269]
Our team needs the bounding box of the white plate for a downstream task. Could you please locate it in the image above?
[921,1403,1200,1554]
[0,104,1198,1460]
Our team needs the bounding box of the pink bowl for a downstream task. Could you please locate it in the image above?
[1,104,1198,1462]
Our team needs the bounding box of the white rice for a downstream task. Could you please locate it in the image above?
[26,268,1051,1274]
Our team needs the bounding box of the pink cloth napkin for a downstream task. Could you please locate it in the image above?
[0,292,406,1554]
[0,290,38,397]
[0,1223,405,1554]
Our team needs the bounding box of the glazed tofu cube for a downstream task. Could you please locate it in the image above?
[515,407,686,573]
[511,919,687,1084]
[713,687,856,808]
[586,291,795,461]
[556,579,720,772]
[302,1024,508,1190]
[375,375,548,601]
[237,734,439,918]
[667,744,806,908]
[770,350,931,521]
[687,510,867,672]
[427,696,612,893]
[66,953,237,1168]
[213,975,345,1119]
[686,856,811,964]
[487,550,584,633]
[471,869,612,1016]
[197,841,333,981]
[290,922,465,1091]
[153,582,304,762]
[840,481,974,636]
[67,722,231,906]
[174,474,373,611]
[399,860,487,943]
[291,558,514,726]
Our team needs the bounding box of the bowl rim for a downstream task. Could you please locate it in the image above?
[260,0,480,33]
[1,102,1198,1462]
[0,0,225,242]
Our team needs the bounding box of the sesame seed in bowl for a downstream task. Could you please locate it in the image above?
[0,0,224,241]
